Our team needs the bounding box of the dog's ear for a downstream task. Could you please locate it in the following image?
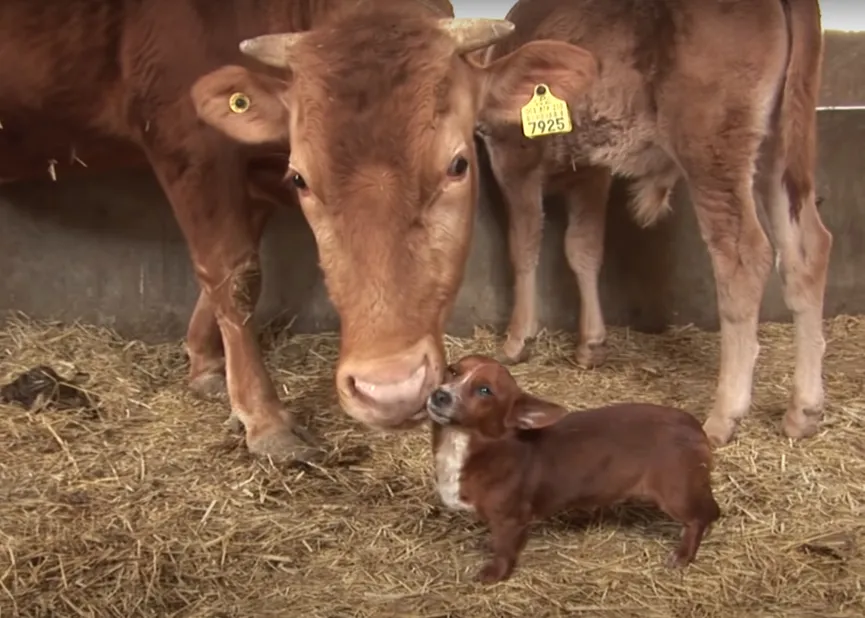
[504,393,568,430]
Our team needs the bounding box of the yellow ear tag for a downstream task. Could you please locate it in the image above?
[228,92,251,114]
[520,84,572,139]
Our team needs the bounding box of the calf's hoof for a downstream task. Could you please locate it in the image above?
[782,405,823,440]
[189,371,227,402]
[499,337,531,365]
[245,420,325,463]
[702,415,737,448]
[576,341,607,369]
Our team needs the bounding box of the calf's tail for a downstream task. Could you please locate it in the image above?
[777,0,823,221]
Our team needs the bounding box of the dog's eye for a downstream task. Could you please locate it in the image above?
[476,386,493,397]
[446,365,458,377]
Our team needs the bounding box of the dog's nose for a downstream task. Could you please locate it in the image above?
[430,388,452,408]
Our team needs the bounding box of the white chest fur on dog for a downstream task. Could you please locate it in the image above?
[435,428,475,512]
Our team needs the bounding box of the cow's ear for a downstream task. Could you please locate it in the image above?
[478,40,597,127]
[191,65,290,145]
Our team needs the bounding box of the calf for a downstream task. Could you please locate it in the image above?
[428,354,720,584]
[189,3,604,442]
[476,0,832,447]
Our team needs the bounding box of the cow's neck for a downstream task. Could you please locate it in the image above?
[408,0,454,17]
[249,0,453,36]
[355,0,454,18]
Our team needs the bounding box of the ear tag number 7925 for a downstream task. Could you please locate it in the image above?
[520,84,573,139]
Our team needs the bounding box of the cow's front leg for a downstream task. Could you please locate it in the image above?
[187,289,227,401]
[186,193,275,407]
[149,147,319,461]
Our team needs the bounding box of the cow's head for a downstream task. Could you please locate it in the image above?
[190,7,597,431]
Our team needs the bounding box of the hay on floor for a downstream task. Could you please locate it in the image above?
[0,313,863,617]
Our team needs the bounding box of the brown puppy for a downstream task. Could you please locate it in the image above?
[428,354,721,584]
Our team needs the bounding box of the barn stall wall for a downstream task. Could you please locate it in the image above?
[1,30,864,343]
[1,108,863,343]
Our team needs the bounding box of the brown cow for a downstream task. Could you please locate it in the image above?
[475,0,833,447]
[1,0,595,459]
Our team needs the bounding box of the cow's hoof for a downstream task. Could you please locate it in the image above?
[499,338,531,365]
[702,415,737,449]
[189,371,227,401]
[576,341,607,369]
[246,421,325,463]
[782,405,823,440]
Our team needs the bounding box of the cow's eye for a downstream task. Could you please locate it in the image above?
[290,173,308,191]
[447,155,469,178]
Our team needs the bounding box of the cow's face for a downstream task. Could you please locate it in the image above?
[191,9,597,431]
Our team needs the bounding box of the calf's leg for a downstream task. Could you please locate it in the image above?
[687,155,772,446]
[761,163,832,439]
[147,145,317,461]
[562,167,612,368]
[500,170,545,364]
[485,139,545,364]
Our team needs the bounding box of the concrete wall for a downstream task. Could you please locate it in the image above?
[2,29,865,342]
[1,109,863,343]
[821,30,865,107]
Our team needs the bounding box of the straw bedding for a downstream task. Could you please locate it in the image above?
[0,313,863,617]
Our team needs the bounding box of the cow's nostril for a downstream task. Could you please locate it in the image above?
[335,337,443,429]
[349,362,427,406]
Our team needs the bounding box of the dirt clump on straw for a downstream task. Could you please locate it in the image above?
[0,313,863,617]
